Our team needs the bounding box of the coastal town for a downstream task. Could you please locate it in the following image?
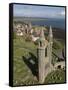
[13,21,47,41]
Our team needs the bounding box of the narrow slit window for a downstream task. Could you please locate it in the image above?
[45,48,47,57]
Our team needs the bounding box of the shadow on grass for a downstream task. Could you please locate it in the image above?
[22,52,38,80]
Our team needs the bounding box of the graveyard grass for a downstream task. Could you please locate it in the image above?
[13,35,65,86]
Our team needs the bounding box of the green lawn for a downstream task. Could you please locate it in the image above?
[44,69,66,84]
[13,37,39,86]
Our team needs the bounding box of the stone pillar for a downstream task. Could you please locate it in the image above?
[37,46,45,84]
[48,26,53,70]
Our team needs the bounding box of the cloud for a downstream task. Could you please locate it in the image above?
[13,4,65,19]
[54,11,65,18]
[59,11,65,16]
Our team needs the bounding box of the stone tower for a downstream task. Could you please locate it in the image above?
[37,28,46,83]
[37,26,53,84]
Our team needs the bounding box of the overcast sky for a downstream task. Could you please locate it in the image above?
[13,4,65,19]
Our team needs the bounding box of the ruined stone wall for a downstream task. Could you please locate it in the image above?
[38,46,53,84]
[37,46,45,83]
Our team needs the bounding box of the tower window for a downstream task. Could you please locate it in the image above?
[40,41,42,47]
[45,48,47,57]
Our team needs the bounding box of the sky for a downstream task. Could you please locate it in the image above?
[13,4,65,19]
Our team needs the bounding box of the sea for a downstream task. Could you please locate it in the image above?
[14,17,65,30]
[31,18,65,30]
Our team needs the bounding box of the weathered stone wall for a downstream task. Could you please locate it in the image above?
[37,46,53,84]
[37,46,46,83]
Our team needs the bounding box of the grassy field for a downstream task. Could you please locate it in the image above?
[13,34,65,86]
[44,69,66,84]
[13,37,39,86]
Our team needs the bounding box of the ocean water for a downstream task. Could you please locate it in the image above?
[14,17,65,30]
[31,18,65,29]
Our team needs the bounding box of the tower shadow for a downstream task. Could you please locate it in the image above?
[22,52,38,79]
